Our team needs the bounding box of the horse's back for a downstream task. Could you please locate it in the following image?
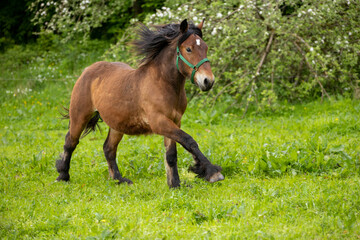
[70,61,134,113]
[81,61,133,79]
[74,61,134,91]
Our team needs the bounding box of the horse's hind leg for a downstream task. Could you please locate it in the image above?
[56,112,92,181]
[103,128,133,185]
[164,137,180,188]
[56,130,79,181]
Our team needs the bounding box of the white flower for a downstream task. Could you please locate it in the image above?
[310,47,313,52]
[211,28,217,35]
[216,12,222,18]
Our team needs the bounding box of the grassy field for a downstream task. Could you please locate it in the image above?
[1,80,359,239]
[1,45,360,238]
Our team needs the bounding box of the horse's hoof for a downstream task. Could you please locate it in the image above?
[56,173,70,182]
[169,184,181,189]
[117,178,133,185]
[209,172,224,183]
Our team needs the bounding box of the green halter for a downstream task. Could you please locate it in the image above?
[176,46,210,84]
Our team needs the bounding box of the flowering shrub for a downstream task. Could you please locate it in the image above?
[30,0,164,41]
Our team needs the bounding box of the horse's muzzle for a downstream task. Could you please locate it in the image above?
[196,73,215,91]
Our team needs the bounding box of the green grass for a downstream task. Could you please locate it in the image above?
[1,44,360,238]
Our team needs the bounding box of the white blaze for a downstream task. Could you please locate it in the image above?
[196,39,201,46]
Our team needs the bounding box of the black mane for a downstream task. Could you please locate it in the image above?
[134,22,202,65]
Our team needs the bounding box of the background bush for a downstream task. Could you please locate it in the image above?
[1,0,360,113]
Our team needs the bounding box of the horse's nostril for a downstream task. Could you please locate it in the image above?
[204,78,209,86]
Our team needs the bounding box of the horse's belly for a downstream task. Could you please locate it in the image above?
[101,112,152,135]
[117,118,152,135]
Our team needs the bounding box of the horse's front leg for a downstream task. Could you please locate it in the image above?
[152,117,224,183]
[164,137,180,188]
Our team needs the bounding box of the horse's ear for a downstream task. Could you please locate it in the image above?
[198,18,205,30]
[180,19,188,33]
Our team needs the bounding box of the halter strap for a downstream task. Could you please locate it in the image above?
[176,46,210,84]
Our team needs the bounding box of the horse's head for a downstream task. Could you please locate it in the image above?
[177,19,214,91]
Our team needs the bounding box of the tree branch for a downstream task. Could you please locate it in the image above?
[293,41,331,101]
[241,30,275,117]
[292,33,331,79]
[255,30,275,76]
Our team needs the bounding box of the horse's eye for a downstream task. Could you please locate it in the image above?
[186,47,192,53]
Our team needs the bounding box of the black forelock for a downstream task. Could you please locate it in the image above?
[178,24,203,45]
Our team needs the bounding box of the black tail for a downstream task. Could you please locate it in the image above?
[81,111,102,138]
[59,107,102,138]
[60,106,70,120]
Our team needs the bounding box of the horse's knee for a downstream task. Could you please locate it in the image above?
[180,133,199,151]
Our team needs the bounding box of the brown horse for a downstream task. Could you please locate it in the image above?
[56,19,224,188]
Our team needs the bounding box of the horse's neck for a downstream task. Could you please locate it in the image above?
[149,46,186,92]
